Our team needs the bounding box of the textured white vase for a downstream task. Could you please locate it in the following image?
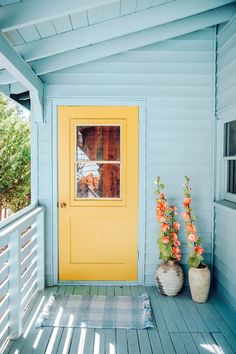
[188,266,211,303]
[156,261,184,296]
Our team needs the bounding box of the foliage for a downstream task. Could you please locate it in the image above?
[0,95,31,213]
[154,176,182,262]
[182,176,205,268]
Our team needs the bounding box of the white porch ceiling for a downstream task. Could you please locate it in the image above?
[0,0,236,94]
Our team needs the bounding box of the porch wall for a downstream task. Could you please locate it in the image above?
[40,28,215,286]
[214,17,236,311]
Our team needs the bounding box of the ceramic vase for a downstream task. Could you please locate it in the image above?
[156,260,184,296]
[188,266,211,303]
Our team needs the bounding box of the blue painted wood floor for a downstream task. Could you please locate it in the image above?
[5,286,236,354]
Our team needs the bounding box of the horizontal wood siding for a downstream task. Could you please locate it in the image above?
[217,16,236,112]
[215,16,236,311]
[41,29,214,285]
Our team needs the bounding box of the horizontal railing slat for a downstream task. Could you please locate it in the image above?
[21,238,37,262]
[0,264,8,285]
[21,258,37,287]
[0,323,9,353]
[22,278,37,308]
[19,219,36,238]
[22,288,38,322]
[0,310,9,335]
[21,273,37,304]
[0,278,8,299]
[21,268,37,296]
[21,226,37,248]
[21,249,37,273]
[0,235,8,252]
[0,249,8,269]
[0,295,9,320]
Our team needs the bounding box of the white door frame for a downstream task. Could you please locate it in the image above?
[51,97,146,285]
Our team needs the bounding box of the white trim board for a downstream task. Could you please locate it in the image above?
[50,97,146,286]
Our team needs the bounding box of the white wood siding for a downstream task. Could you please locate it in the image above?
[215,16,236,311]
[40,28,214,285]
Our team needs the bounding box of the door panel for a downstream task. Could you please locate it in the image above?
[58,106,139,281]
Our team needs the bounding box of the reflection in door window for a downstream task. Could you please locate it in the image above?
[76,126,121,199]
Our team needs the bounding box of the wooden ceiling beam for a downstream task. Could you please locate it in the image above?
[32,4,236,76]
[14,0,236,62]
[0,33,44,121]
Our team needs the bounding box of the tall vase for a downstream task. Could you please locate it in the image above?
[156,260,184,296]
[188,266,211,303]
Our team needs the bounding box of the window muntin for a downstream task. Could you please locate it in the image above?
[75,125,121,199]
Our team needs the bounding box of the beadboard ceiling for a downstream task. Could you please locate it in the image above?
[0,0,236,95]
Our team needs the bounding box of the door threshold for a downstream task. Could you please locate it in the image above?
[58,280,139,286]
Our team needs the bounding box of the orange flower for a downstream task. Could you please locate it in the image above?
[187,233,197,243]
[172,246,181,261]
[158,200,168,212]
[183,197,192,208]
[162,236,170,244]
[187,223,196,234]
[176,254,181,261]
[173,221,181,230]
[195,245,204,255]
[182,212,190,221]
[171,232,177,239]
[173,239,180,247]
[161,223,170,232]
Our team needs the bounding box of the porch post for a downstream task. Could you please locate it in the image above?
[8,230,22,339]
[36,210,45,291]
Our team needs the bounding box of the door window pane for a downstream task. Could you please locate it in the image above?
[76,126,120,161]
[76,163,120,198]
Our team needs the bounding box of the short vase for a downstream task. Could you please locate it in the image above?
[156,261,184,296]
[188,265,211,303]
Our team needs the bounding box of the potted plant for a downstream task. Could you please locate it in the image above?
[182,176,210,303]
[154,176,184,296]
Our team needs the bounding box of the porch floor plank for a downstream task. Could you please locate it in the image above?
[4,286,236,354]
[116,329,128,354]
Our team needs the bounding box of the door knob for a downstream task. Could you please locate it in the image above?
[60,202,67,208]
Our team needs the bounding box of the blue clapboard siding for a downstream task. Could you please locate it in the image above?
[214,16,236,311]
[216,16,236,112]
[40,28,214,285]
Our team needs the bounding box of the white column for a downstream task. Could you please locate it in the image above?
[8,230,22,339]
[36,210,45,291]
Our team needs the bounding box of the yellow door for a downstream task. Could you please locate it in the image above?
[58,106,139,281]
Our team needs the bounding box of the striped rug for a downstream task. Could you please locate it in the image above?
[36,293,154,329]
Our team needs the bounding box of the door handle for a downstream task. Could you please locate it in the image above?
[60,202,67,208]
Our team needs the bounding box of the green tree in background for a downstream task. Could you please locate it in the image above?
[0,94,31,213]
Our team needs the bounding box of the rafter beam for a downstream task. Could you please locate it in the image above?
[14,0,236,62]
[32,4,236,76]
[0,34,44,121]
[0,84,10,96]
[0,0,119,32]
[0,69,17,84]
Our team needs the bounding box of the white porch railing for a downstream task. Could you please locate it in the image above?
[0,206,45,350]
